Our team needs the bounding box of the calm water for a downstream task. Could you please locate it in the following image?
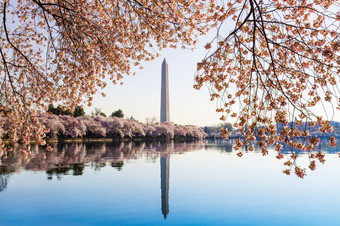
[1,140,340,225]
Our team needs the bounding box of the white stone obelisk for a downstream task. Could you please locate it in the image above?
[160,59,170,122]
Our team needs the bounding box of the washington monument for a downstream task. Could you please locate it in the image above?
[160,59,170,219]
[160,59,170,122]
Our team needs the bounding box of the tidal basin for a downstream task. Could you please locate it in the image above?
[1,140,340,225]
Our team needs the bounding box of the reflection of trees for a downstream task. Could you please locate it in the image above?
[0,167,11,192]
[204,137,340,155]
[46,163,85,180]
[279,137,340,154]
[0,141,205,180]
[0,174,9,192]
[111,162,124,171]
[205,139,233,152]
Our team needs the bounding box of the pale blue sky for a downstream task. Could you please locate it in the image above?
[84,34,224,127]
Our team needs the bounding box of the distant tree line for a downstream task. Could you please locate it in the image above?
[48,104,125,119]
[204,122,234,135]
[111,109,124,118]
[47,104,85,117]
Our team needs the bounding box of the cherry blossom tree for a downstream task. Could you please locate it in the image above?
[143,124,156,137]
[77,115,106,137]
[174,125,187,137]
[37,113,65,138]
[194,0,340,178]
[0,0,217,150]
[58,115,86,138]
[94,116,125,138]
[153,123,175,139]
[121,119,146,138]
[190,127,206,139]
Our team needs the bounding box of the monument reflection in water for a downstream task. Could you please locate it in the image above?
[160,155,170,219]
[0,141,205,219]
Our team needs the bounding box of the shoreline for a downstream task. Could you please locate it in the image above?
[3,137,203,145]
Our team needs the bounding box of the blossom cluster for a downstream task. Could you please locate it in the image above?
[194,0,340,178]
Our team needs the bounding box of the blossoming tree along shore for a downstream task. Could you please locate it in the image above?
[195,0,340,178]
[0,0,218,148]
[37,114,206,140]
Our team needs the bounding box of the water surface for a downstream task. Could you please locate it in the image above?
[1,140,340,225]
